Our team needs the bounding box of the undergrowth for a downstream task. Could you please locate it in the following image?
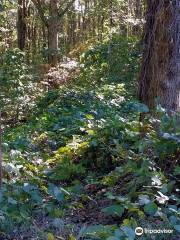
[1,35,179,239]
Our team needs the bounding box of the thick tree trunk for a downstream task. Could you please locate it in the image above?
[139,0,180,113]
[17,0,26,50]
[48,0,58,66]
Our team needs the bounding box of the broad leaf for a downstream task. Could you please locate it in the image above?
[102,205,124,217]
[174,225,180,233]
[144,202,158,216]
[121,226,135,240]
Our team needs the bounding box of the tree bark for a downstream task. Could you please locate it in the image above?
[139,0,180,113]
[47,0,76,65]
[17,0,27,50]
[48,0,58,66]
[32,0,75,66]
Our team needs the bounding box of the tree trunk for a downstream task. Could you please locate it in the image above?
[133,0,142,35]
[48,0,58,66]
[17,0,26,50]
[139,0,180,113]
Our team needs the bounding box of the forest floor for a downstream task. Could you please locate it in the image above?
[1,38,180,240]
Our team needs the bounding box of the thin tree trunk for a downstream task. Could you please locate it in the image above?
[17,0,26,50]
[134,0,142,35]
[48,0,58,66]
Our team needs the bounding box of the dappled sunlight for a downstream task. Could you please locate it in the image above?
[0,0,179,239]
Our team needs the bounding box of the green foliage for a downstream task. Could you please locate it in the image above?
[1,37,179,240]
[49,161,86,181]
[150,111,180,160]
[143,202,158,216]
[79,35,140,94]
[0,49,35,121]
[102,205,125,217]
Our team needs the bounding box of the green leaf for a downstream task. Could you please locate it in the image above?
[0,192,3,203]
[30,190,43,203]
[54,187,64,201]
[174,225,180,233]
[129,102,149,113]
[47,233,55,240]
[173,166,180,176]
[84,224,106,235]
[121,226,135,240]
[168,205,177,213]
[48,184,64,202]
[169,216,178,225]
[8,197,17,205]
[138,195,151,205]
[23,183,37,193]
[144,202,158,216]
[85,114,94,120]
[102,205,124,217]
[52,218,64,228]
[107,237,119,240]
[68,234,76,240]
[114,229,124,238]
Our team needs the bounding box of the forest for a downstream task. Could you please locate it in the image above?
[0,0,179,239]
